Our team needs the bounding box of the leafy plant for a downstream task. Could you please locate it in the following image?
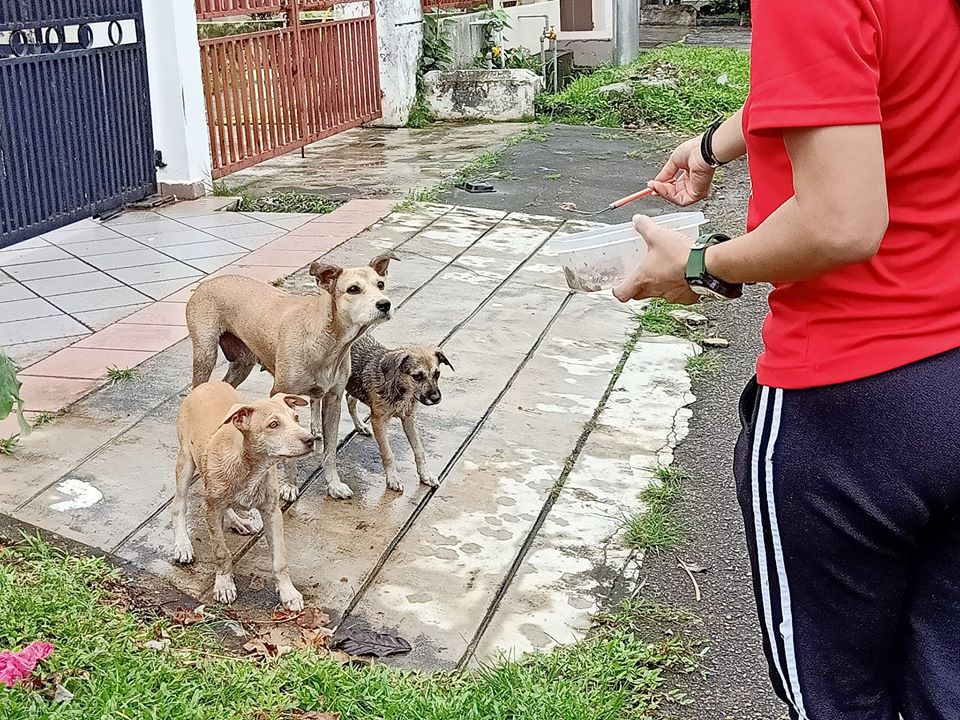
[0,349,29,439]
[212,182,342,214]
[106,366,138,383]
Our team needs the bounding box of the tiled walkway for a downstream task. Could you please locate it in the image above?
[0,203,696,668]
[0,197,393,436]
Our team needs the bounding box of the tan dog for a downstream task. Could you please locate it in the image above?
[172,381,313,610]
[185,255,396,501]
[346,335,453,493]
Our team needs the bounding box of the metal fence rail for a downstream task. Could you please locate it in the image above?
[0,2,156,249]
[197,0,382,179]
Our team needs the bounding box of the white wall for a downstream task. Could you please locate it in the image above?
[372,0,421,127]
[142,0,211,198]
[499,1,561,55]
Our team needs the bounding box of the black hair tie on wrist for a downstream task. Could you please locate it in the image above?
[700,118,727,168]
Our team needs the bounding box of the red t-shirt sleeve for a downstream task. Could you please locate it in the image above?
[748,0,883,134]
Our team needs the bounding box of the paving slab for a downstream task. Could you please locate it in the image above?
[471,336,696,664]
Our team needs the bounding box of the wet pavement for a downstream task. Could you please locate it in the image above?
[225,124,528,199]
[0,200,697,669]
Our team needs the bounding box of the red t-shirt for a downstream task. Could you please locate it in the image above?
[744,0,960,389]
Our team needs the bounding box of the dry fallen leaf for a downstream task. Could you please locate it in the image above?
[171,605,209,626]
[271,608,301,623]
[334,628,411,658]
[296,607,331,629]
[143,639,170,652]
[559,201,578,212]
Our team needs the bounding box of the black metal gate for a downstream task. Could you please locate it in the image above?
[0,1,156,250]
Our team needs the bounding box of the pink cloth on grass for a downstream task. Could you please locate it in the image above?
[0,642,54,687]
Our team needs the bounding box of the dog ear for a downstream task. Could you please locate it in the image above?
[309,261,343,292]
[369,252,399,277]
[221,403,254,432]
[435,349,454,371]
[380,351,411,384]
[272,393,308,409]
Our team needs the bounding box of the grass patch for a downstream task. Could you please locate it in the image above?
[0,435,18,455]
[0,538,701,720]
[106,366,137,383]
[30,409,67,430]
[537,45,749,133]
[545,173,562,180]
[634,299,687,336]
[393,150,505,212]
[685,350,720,379]
[625,466,689,552]
[406,99,436,129]
[212,182,342,215]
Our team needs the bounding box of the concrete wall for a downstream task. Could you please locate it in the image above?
[142,0,211,198]
[443,13,485,70]
[372,0,422,127]
[424,69,541,121]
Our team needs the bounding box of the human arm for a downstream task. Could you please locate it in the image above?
[648,107,747,206]
[613,123,888,302]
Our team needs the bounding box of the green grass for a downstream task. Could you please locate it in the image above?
[106,366,137,383]
[0,538,701,720]
[634,299,686,336]
[31,409,67,430]
[406,99,436,129]
[537,45,750,133]
[685,350,720,379]
[212,182,342,215]
[393,150,505,212]
[545,173,562,180]
[625,466,689,552]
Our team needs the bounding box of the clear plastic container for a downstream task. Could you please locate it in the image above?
[553,211,707,292]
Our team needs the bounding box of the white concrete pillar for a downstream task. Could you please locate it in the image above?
[371,0,422,128]
[142,0,212,198]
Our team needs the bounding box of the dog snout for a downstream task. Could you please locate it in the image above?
[303,434,317,445]
[421,390,441,406]
[376,299,392,314]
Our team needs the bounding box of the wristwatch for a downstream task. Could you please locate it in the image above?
[685,233,743,300]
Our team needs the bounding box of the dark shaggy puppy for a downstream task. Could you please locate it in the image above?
[346,335,453,493]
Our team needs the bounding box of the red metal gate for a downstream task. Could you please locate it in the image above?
[196,0,382,178]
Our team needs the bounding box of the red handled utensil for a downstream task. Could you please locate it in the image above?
[561,187,656,217]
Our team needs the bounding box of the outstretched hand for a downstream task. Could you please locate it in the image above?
[613,215,699,305]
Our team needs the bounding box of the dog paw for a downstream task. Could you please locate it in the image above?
[355,422,372,437]
[173,541,195,565]
[386,476,404,493]
[213,574,237,605]
[328,481,354,500]
[225,508,263,535]
[279,483,300,503]
[419,474,440,488]
[279,585,305,612]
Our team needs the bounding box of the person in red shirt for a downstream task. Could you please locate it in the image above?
[615,0,960,717]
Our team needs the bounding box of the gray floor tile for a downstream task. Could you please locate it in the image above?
[24,272,122,297]
[46,286,152,314]
[134,228,220,249]
[73,304,150,331]
[2,237,49,250]
[44,225,124,245]
[0,279,36,303]
[108,262,201,285]
[183,253,246,273]
[0,244,71,266]
[198,223,283,242]
[4,335,87,367]
[102,210,165,225]
[0,297,63,322]
[5,258,96,281]
[156,239,246,261]
[82,248,173,271]
[115,219,190,237]
[132,277,199,301]
[178,212,258,229]
[0,314,89,345]
[63,237,147,258]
